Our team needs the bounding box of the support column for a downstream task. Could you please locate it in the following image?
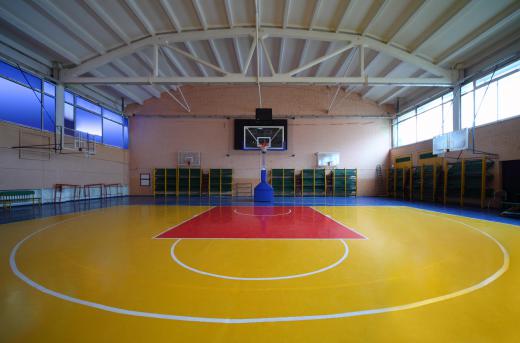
[55,83,65,130]
[452,84,461,131]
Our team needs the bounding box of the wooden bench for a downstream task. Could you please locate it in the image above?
[0,190,41,209]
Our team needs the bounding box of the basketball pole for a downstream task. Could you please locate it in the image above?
[254,143,274,202]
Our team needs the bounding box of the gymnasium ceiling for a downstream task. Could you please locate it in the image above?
[0,0,519,110]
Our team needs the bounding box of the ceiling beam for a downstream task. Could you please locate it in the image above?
[333,47,358,77]
[263,28,454,79]
[233,38,244,73]
[160,47,188,77]
[437,4,520,66]
[85,0,131,44]
[315,42,334,76]
[33,0,106,54]
[223,0,243,73]
[125,0,155,36]
[361,0,389,35]
[278,38,286,73]
[192,0,208,30]
[336,0,354,33]
[191,0,226,72]
[296,40,310,74]
[0,7,81,64]
[61,28,453,81]
[309,0,323,30]
[260,39,276,76]
[159,0,182,32]
[89,70,144,104]
[111,60,161,98]
[63,75,452,86]
[185,42,209,76]
[135,50,177,93]
[243,39,257,74]
[287,44,354,76]
[362,61,402,99]
[385,0,430,44]
[376,71,428,104]
[168,45,227,75]
[411,0,474,53]
[283,0,292,28]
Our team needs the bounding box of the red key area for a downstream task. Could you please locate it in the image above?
[156,206,366,239]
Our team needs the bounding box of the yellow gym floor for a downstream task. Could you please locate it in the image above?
[1,205,519,342]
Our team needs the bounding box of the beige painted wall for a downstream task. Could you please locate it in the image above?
[0,121,129,193]
[125,85,394,116]
[127,86,394,196]
[390,115,520,193]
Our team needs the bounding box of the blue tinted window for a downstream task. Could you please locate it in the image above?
[76,108,102,142]
[0,60,41,90]
[102,108,123,123]
[44,81,55,96]
[0,77,41,129]
[76,96,101,114]
[103,118,123,147]
[64,103,74,129]
[123,118,129,149]
[43,95,55,132]
[65,91,74,104]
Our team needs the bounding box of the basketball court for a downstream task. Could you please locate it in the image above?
[1,0,520,342]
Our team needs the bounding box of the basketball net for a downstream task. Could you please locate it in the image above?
[259,142,269,154]
[259,142,268,170]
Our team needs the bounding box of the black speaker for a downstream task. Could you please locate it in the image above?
[255,108,272,121]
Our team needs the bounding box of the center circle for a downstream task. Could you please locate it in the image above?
[170,239,349,281]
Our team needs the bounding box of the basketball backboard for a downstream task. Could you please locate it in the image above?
[243,126,285,150]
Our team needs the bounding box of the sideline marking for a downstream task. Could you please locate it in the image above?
[232,208,292,217]
[9,207,509,323]
[170,239,348,281]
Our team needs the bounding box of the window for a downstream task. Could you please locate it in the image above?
[397,116,416,146]
[103,118,123,148]
[123,118,129,149]
[43,95,56,132]
[392,92,453,147]
[474,81,497,126]
[0,60,41,90]
[497,72,520,120]
[461,92,474,129]
[0,60,57,132]
[63,89,128,149]
[64,103,75,130]
[76,108,102,142]
[461,60,520,129]
[76,96,101,114]
[0,77,42,129]
[0,59,129,149]
[417,105,442,142]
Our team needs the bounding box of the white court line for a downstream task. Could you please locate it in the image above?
[232,208,292,217]
[9,207,509,323]
[170,239,348,281]
[311,207,369,240]
[152,206,216,239]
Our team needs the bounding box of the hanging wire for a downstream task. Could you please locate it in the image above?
[469,65,499,157]
[15,63,56,129]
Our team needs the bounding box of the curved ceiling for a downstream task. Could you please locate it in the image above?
[0,0,519,108]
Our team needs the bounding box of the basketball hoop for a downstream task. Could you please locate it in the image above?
[259,141,269,154]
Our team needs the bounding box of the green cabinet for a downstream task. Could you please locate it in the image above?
[209,169,233,195]
[270,169,295,196]
[333,169,357,196]
[302,169,326,196]
[154,168,166,195]
[178,168,201,195]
